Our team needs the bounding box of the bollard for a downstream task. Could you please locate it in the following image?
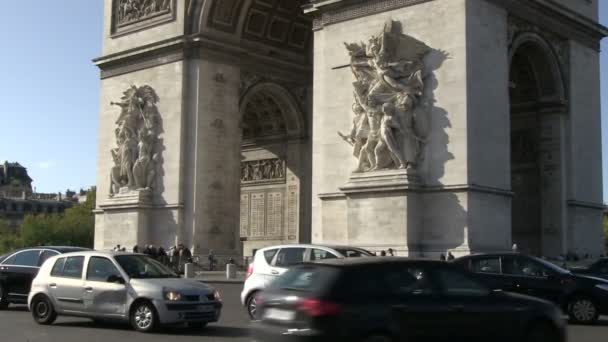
[226,263,237,279]
[184,263,194,279]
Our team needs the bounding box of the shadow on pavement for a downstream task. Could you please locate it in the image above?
[53,319,251,337]
[3,306,28,312]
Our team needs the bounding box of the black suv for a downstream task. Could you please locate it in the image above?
[251,258,565,342]
[0,246,89,308]
[453,253,608,324]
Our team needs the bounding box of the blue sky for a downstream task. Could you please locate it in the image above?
[0,2,607,202]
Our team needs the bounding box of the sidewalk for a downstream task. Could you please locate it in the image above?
[193,271,246,284]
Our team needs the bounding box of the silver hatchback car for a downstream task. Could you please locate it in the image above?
[27,251,222,332]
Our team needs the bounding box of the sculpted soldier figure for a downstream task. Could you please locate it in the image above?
[340,20,431,173]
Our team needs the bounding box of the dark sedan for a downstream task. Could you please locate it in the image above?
[0,246,89,308]
[251,258,565,342]
[453,253,608,324]
[568,258,608,280]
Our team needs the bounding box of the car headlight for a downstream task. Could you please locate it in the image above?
[595,284,608,292]
[214,290,222,302]
[163,289,182,301]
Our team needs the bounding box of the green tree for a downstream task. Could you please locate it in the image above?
[19,187,96,248]
[0,219,22,254]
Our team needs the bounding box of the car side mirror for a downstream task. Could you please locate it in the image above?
[107,275,126,284]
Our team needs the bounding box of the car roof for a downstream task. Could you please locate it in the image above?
[258,244,370,251]
[302,257,447,268]
[47,250,143,259]
[453,252,524,260]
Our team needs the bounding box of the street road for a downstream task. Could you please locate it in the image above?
[0,283,607,342]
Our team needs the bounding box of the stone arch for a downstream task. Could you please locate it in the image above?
[240,82,306,139]
[508,32,568,257]
[509,32,566,105]
[188,0,312,54]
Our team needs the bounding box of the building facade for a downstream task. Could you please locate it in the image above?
[94,0,607,259]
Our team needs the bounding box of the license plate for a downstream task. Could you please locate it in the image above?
[263,308,295,321]
[197,305,214,312]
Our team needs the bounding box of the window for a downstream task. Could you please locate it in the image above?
[310,249,338,261]
[274,248,306,267]
[87,257,121,282]
[4,250,41,267]
[435,269,489,296]
[270,266,338,293]
[502,256,552,278]
[51,258,66,277]
[470,257,501,274]
[384,266,434,296]
[38,250,59,266]
[263,249,279,264]
[334,248,373,257]
[61,256,85,278]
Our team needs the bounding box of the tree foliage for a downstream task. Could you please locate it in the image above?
[0,187,96,254]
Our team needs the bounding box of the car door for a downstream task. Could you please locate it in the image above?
[83,256,128,317]
[0,249,42,301]
[49,256,86,313]
[388,265,447,342]
[501,255,562,303]
[432,267,516,341]
[461,256,506,291]
[268,248,306,283]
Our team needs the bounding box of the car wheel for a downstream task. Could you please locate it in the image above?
[568,296,599,324]
[246,292,259,320]
[362,334,394,342]
[31,295,57,325]
[0,284,9,310]
[525,322,558,342]
[130,301,158,333]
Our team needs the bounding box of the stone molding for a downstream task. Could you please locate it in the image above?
[305,0,434,31]
[94,34,312,80]
[319,183,513,198]
[566,200,606,210]
[94,202,183,213]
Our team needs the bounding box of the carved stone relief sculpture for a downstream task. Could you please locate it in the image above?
[109,85,161,197]
[339,20,431,173]
[241,159,286,183]
[116,0,171,27]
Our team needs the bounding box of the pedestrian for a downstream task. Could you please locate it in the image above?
[208,250,216,271]
[387,248,394,256]
[113,244,122,252]
[380,250,387,257]
[158,246,168,265]
[133,245,139,253]
[512,243,519,253]
[439,254,446,261]
[447,252,455,261]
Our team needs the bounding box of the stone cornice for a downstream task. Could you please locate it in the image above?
[489,0,608,50]
[318,183,513,198]
[566,200,606,210]
[93,33,312,80]
[304,0,434,30]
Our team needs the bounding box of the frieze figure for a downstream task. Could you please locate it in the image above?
[109,85,161,196]
[339,20,430,173]
[117,0,171,26]
[241,159,286,183]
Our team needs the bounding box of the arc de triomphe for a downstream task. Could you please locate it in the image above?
[94,0,607,259]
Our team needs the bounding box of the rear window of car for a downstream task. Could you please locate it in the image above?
[334,248,373,257]
[263,249,278,264]
[269,265,339,294]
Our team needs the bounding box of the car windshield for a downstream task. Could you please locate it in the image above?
[334,248,374,257]
[115,255,179,279]
[532,256,570,275]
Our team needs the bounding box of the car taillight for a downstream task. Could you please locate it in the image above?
[297,298,341,317]
[246,263,254,278]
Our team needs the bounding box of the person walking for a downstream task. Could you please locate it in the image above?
[439,254,446,261]
[133,245,139,253]
[387,248,395,256]
[208,250,216,271]
[380,250,387,257]
[447,252,455,261]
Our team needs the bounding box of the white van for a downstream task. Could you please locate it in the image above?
[240,244,373,318]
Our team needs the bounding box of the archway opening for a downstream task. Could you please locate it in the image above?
[238,85,308,259]
[509,38,565,256]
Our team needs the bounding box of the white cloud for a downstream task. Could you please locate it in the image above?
[37,161,56,169]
